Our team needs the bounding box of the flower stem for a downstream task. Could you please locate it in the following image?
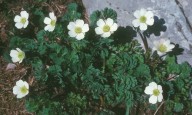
[154,101,164,115]
[138,30,148,51]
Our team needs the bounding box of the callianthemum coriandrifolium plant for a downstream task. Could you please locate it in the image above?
[5,2,192,114]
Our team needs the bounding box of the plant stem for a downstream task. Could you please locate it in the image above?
[138,31,148,51]
[154,101,165,115]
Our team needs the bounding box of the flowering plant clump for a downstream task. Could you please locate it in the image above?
[4,2,192,115]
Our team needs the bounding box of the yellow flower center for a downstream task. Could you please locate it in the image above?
[18,51,25,60]
[153,89,160,96]
[103,25,110,32]
[140,16,147,23]
[20,18,26,24]
[20,86,28,94]
[158,44,167,52]
[50,20,56,26]
[75,27,82,34]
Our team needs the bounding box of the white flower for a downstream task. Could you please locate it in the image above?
[44,12,57,32]
[132,9,154,31]
[13,80,29,98]
[67,19,89,40]
[152,39,175,56]
[95,18,118,38]
[10,48,25,63]
[14,11,29,29]
[144,82,163,104]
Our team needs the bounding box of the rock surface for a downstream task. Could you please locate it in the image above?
[82,0,192,65]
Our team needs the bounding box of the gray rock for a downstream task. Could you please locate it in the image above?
[82,0,192,65]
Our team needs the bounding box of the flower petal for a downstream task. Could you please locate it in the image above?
[82,24,89,32]
[95,27,104,35]
[134,10,140,18]
[158,94,163,102]
[157,85,163,93]
[101,32,111,38]
[132,19,140,27]
[139,23,147,30]
[23,20,29,28]
[49,12,56,20]
[48,26,55,32]
[97,19,105,27]
[44,25,51,31]
[44,17,51,25]
[13,86,19,94]
[76,33,85,40]
[14,15,21,22]
[15,23,23,29]
[10,50,18,58]
[75,19,84,27]
[139,9,147,16]
[144,86,153,95]
[149,95,158,104]
[111,23,118,32]
[106,18,114,26]
[146,18,154,26]
[68,30,77,37]
[20,11,29,19]
[145,11,154,18]
[149,82,158,88]
[67,22,76,31]
[16,80,24,87]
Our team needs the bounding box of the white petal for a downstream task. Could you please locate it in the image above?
[44,25,51,31]
[23,20,29,28]
[16,80,24,87]
[67,22,76,31]
[13,86,19,94]
[82,24,89,32]
[146,18,154,26]
[23,81,29,89]
[19,59,23,63]
[97,19,105,27]
[110,23,118,32]
[144,86,153,95]
[49,12,56,20]
[16,48,22,52]
[140,9,147,16]
[20,11,29,19]
[158,94,163,102]
[14,15,21,22]
[167,44,175,51]
[133,10,140,18]
[76,33,85,40]
[102,32,111,38]
[44,17,51,25]
[106,18,114,26]
[10,50,18,57]
[157,85,163,93]
[149,82,158,88]
[157,51,165,56]
[17,93,25,98]
[48,26,55,32]
[139,23,147,30]
[149,95,158,104]
[75,19,84,27]
[132,19,140,27]
[95,27,104,35]
[145,11,154,18]
[12,57,20,63]
[15,23,23,29]
[68,31,77,37]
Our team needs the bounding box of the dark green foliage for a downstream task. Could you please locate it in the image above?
[5,2,192,115]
